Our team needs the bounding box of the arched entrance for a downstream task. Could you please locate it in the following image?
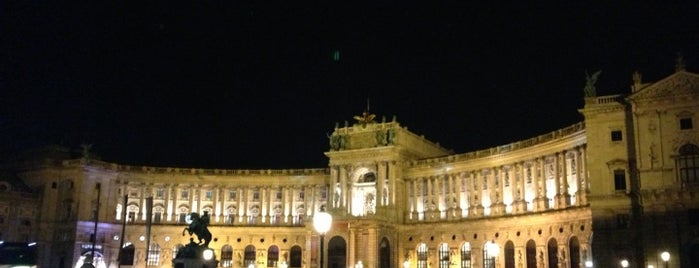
[74,251,106,268]
[526,240,537,268]
[569,236,580,268]
[504,241,514,268]
[328,236,347,268]
[380,238,390,268]
[547,239,558,268]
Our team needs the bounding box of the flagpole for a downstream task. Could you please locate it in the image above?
[145,197,154,264]
[117,194,127,267]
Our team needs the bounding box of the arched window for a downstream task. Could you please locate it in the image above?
[245,245,256,268]
[380,238,391,268]
[438,243,450,268]
[221,245,233,267]
[268,245,279,267]
[147,243,160,266]
[526,240,537,268]
[417,243,428,268]
[678,143,699,185]
[504,241,514,268]
[483,241,498,268]
[547,239,558,268]
[460,242,472,268]
[290,246,302,268]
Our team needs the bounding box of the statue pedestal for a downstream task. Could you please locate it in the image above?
[173,258,219,268]
[173,240,218,268]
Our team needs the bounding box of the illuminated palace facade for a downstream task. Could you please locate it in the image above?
[4,69,699,268]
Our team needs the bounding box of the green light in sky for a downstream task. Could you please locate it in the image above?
[332,50,340,62]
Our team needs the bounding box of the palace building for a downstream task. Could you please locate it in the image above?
[2,67,699,268]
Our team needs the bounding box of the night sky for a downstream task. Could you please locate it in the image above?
[2,2,698,169]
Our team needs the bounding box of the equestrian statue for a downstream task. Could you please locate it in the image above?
[182,211,213,248]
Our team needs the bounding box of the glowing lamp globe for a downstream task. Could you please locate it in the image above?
[313,211,333,234]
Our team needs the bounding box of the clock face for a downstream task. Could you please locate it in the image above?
[185,214,193,224]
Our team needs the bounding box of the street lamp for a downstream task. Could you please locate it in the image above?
[660,251,670,268]
[313,209,332,268]
[620,259,629,268]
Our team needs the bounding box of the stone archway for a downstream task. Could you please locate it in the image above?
[328,236,347,268]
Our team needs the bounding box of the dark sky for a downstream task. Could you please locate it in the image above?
[2,2,698,169]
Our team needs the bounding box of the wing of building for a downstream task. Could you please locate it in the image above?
[2,68,699,268]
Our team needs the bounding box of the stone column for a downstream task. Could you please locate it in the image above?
[456,173,464,217]
[213,185,220,223]
[535,157,548,211]
[556,151,571,208]
[165,184,172,222]
[411,179,419,221]
[578,146,588,205]
[514,163,527,213]
[470,171,482,217]
[340,166,348,208]
[140,184,147,221]
[377,162,386,206]
[282,186,290,224]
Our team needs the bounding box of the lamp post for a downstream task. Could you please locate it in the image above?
[313,209,332,268]
[660,251,670,268]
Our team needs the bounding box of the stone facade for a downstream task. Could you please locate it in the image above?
[4,69,699,268]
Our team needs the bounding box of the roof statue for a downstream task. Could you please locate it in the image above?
[583,70,602,97]
[676,52,686,72]
[353,99,376,127]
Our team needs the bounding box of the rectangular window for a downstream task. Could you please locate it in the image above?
[229,191,237,200]
[181,189,189,199]
[299,191,304,200]
[253,191,260,201]
[153,212,162,223]
[179,213,187,223]
[156,189,165,199]
[276,191,282,201]
[128,212,136,223]
[614,170,627,191]
[611,130,623,141]
[205,191,213,200]
[680,118,694,130]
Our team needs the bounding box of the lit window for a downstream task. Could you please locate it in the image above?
[461,243,472,268]
[147,243,160,266]
[417,243,428,268]
[439,243,450,268]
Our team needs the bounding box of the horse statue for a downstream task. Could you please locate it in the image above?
[182,211,213,248]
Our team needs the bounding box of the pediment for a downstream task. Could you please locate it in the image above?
[628,71,699,101]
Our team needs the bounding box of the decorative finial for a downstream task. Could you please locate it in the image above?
[675,52,686,72]
[583,70,602,97]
